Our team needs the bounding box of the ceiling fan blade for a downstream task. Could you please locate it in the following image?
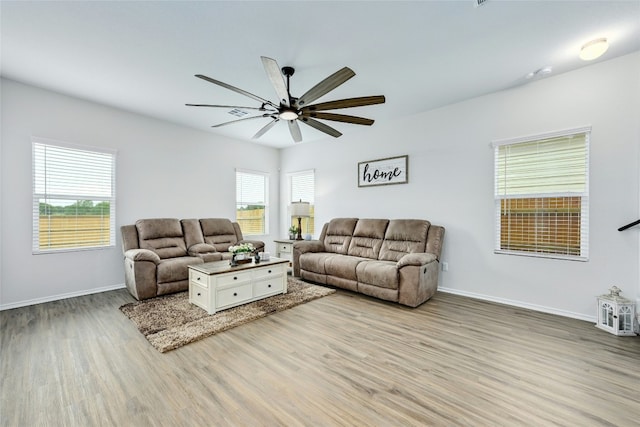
[186,103,270,111]
[253,118,279,139]
[299,117,343,138]
[288,120,302,143]
[195,74,276,108]
[211,114,273,128]
[295,67,355,108]
[301,112,374,126]
[261,56,290,107]
[301,95,386,112]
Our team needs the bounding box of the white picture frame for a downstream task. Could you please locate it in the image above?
[358,155,408,187]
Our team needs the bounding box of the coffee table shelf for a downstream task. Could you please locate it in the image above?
[188,257,288,314]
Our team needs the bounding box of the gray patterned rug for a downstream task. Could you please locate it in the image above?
[119,277,335,353]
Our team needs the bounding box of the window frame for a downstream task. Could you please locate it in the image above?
[492,127,590,261]
[235,168,269,236]
[288,169,315,237]
[32,137,117,254]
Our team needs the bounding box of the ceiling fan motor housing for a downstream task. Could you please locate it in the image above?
[281,66,295,78]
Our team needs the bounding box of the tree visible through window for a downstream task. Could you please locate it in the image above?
[32,137,116,253]
[236,170,268,235]
[493,128,589,260]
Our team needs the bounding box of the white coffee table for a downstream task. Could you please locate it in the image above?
[188,257,288,314]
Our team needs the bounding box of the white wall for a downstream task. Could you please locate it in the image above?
[3,53,639,318]
[0,78,281,308]
[280,52,640,321]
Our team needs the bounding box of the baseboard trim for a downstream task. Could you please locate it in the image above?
[438,286,596,323]
[0,283,126,311]
[0,283,600,323]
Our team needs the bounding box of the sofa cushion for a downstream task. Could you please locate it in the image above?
[347,219,389,259]
[299,252,336,275]
[136,218,183,240]
[156,256,202,284]
[325,254,368,281]
[200,218,239,252]
[323,218,358,254]
[356,260,399,290]
[136,219,187,259]
[181,218,206,250]
[379,219,430,262]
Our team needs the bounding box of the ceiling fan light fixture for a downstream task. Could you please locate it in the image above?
[279,109,298,120]
[579,37,609,61]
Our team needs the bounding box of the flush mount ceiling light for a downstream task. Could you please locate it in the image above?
[525,66,553,80]
[579,38,609,61]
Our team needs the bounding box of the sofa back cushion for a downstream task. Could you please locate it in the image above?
[181,218,206,250]
[379,219,430,261]
[121,224,140,252]
[136,218,187,259]
[200,218,239,252]
[323,218,358,254]
[347,219,389,259]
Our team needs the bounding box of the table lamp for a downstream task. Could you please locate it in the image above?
[290,200,310,241]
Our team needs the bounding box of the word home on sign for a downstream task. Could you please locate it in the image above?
[358,155,408,187]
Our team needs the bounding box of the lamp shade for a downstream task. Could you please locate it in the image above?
[291,201,310,217]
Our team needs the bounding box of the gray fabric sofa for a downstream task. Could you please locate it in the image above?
[293,218,445,307]
[121,218,264,300]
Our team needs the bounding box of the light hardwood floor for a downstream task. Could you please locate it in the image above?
[1,287,639,426]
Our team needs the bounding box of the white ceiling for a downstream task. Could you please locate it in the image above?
[2,1,639,148]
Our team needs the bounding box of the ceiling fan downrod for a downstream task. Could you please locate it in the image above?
[279,66,298,120]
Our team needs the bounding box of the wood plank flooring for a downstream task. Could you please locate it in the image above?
[1,287,639,426]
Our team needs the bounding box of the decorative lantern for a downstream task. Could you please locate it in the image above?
[596,286,636,336]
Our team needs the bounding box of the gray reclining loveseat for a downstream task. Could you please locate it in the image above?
[121,218,264,300]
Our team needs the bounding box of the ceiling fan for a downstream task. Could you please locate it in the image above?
[187,56,385,143]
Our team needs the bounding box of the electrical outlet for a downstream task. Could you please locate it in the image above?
[441,262,449,272]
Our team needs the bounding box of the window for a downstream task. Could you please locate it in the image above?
[236,169,268,235]
[493,127,589,260]
[32,137,116,253]
[289,169,315,237]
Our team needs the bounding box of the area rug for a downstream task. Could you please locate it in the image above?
[119,277,335,353]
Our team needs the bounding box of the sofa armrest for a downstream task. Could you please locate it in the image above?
[188,243,224,262]
[397,252,437,269]
[124,248,160,264]
[188,243,217,256]
[294,240,325,254]
[397,253,439,308]
[238,239,265,252]
[292,240,325,277]
[123,249,160,301]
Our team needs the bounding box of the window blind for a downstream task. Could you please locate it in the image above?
[289,170,315,236]
[290,170,315,204]
[493,128,589,260]
[236,169,268,235]
[32,137,116,253]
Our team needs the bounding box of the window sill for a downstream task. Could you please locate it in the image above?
[494,250,588,262]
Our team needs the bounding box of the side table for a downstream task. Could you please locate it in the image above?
[274,239,296,272]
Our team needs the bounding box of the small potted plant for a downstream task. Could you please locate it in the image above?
[288,225,299,240]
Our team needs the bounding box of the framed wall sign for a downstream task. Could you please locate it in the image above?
[358,155,408,187]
